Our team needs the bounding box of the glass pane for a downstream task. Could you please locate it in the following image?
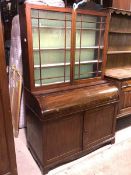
[75,64,94,79]
[40,27,65,48]
[31,9,38,18]
[39,10,65,20]
[34,51,40,65]
[75,49,95,62]
[32,28,39,48]
[32,18,38,27]
[40,50,70,65]
[41,65,70,85]
[34,68,40,81]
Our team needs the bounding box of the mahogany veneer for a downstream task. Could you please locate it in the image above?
[105,68,131,119]
[19,3,119,174]
[26,83,119,174]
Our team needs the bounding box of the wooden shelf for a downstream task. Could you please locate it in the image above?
[109,30,131,34]
[32,17,106,24]
[34,60,102,68]
[105,67,131,80]
[107,50,131,54]
[33,46,104,51]
[107,47,131,54]
[32,26,71,29]
[32,25,105,31]
[35,80,70,87]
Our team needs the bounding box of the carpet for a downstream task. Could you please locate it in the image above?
[48,138,131,175]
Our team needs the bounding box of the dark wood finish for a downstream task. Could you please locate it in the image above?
[105,8,131,119]
[83,104,116,149]
[19,3,119,174]
[26,83,118,174]
[103,0,131,11]
[105,67,131,80]
[105,68,131,118]
[0,15,17,175]
[19,3,108,93]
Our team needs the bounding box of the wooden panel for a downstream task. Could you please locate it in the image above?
[27,109,43,165]
[113,0,131,11]
[0,96,10,174]
[0,15,17,175]
[103,0,131,11]
[83,105,115,149]
[121,90,131,109]
[44,113,83,163]
[106,54,131,69]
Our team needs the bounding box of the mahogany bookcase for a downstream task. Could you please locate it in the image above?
[19,3,119,174]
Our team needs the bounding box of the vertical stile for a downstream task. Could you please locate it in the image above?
[70,9,76,84]
[64,12,66,82]
[78,15,83,79]
[26,5,35,90]
[97,16,102,77]
[38,10,42,85]
[102,13,110,78]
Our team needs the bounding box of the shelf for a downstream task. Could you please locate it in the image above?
[32,17,105,24]
[35,80,70,87]
[33,46,104,51]
[109,30,131,34]
[105,67,131,80]
[107,47,131,54]
[76,28,105,31]
[32,26,71,29]
[32,25,105,31]
[76,20,106,24]
[34,60,102,68]
[107,50,131,54]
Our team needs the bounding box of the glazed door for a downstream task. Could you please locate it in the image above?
[0,15,17,175]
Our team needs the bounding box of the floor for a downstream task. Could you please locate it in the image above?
[14,116,131,175]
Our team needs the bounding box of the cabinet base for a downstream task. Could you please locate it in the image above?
[27,137,115,175]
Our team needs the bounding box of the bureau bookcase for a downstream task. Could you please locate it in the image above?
[19,3,119,174]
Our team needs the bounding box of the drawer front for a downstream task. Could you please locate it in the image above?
[83,105,115,149]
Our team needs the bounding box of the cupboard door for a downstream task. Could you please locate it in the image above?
[83,105,115,149]
[43,113,83,164]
